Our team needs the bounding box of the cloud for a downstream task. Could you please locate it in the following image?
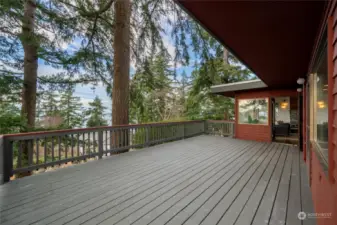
[74,84,111,109]
[38,64,64,76]
[163,37,176,60]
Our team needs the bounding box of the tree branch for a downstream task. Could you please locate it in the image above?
[37,77,98,84]
[59,0,115,18]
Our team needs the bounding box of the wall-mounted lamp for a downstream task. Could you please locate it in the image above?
[297,78,305,85]
[280,101,288,109]
[297,88,302,92]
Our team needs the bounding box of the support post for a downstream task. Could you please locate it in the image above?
[298,92,303,151]
[98,131,103,159]
[1,137,13,184]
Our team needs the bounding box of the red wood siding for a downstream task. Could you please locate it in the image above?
[310,148,336,225]
[235,89,297,142]
[330,5,337,186]
[307,3,337,225]
[236,124,271,142]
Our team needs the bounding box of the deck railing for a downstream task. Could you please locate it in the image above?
[205,120,235,137]
[0,120,234,184]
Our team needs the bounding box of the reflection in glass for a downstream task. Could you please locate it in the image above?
[311,47,328,162]
[316,71,328,153]
[238,98,268,125]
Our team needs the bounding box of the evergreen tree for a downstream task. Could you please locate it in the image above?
[86,96,108,127]
[0,0,254,134]
[130,53,183,123]
[0,103,24,134]
[0,0,112,132]
[59,88,84,129]
[186,46,252,120]
[0,74,24,134]
[41,91,60,117]
[178,70,190,115]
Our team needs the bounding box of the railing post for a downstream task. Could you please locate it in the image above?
[1,137,13,184]
[184,123,186,138]
[0,136,4,184]
[145,126,150,147]
[98,130,103,159]
[204,120,207,134]
[231,122,235,138]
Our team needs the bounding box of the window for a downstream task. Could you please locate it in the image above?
[238,98,268,125]
[310,46,328,163]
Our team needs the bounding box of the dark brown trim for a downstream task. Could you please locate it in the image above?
[308,1,330,72]
[2,120,204,138]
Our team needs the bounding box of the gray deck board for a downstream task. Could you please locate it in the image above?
[0,135,315,225]
[269,145,293,225]
[70,141,262,225]
[300,154,316,225]
[287,147,302,225]
[251,145,289,225]
[215,143,280,225]
[233,143,284,225]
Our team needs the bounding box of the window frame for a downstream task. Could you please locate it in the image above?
[309,32,329,168]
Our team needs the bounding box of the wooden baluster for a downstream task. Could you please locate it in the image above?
[36,138,39,166]
[93,131,95,154]
[18,141,22,169]
[58,136,61,161]
[51,137,55,162]
[82,133,85,157]
[28,140,33,166]
[88,132,91,157]
[77,133,80,157]
[44,137,47,164]
[64,135,67,160]
[105,130,108,153]
[71,134,74,158]
[122,129,124,148]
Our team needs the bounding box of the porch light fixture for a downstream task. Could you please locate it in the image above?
[280,100,288,109]
[297,88,302,92]
[297,78,305,85]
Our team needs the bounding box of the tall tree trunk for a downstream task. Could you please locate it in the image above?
[21,0,38,131]
[112,0,130,150]
[223,47,229,120]
[20,0,38,176]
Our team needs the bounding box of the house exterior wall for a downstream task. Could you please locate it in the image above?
[305,2,337,224]
[234,89,297,142]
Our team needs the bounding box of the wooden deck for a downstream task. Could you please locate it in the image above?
[0,135,315,225]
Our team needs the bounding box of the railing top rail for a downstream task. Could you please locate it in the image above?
[2,120,205,139]
[206,120,235,123]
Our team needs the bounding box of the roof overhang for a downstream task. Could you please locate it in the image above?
[176,1,326,88]
[211,79,267,97]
